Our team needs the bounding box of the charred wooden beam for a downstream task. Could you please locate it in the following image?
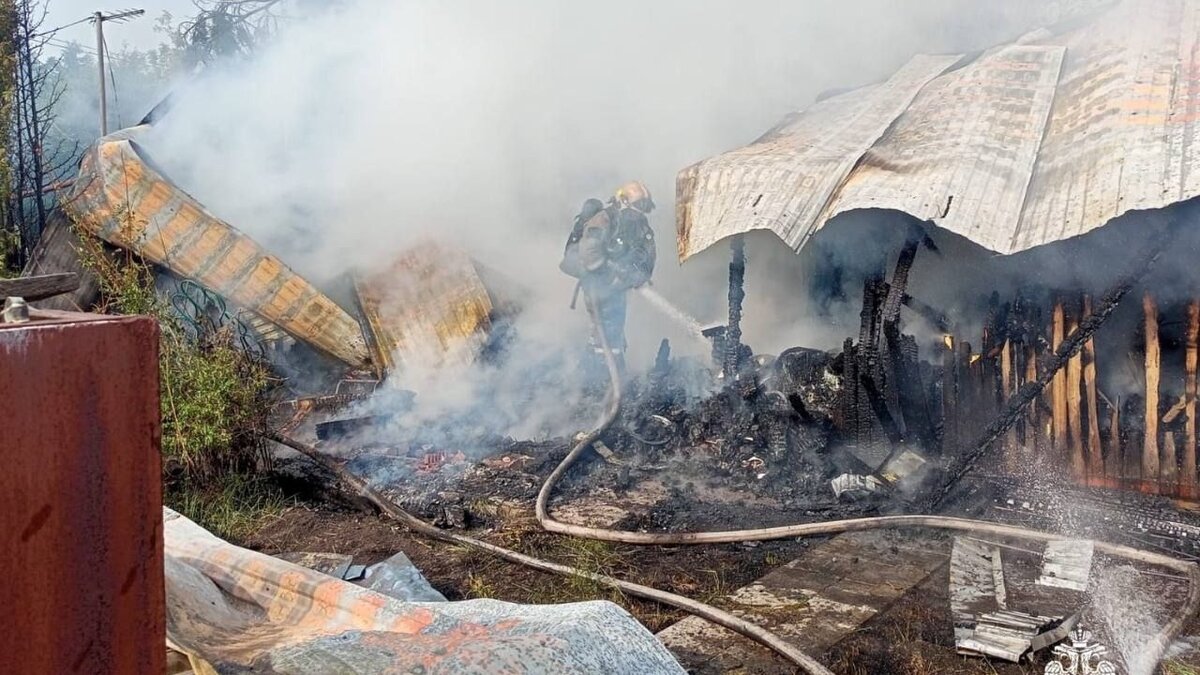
[1067,312,1085,479]
[858,274,886,351]
[861,372,903,447]
[880,240,919,438]
[897,333,936,448]
[842,338,857,435]
[930,220,1174,507]
[724,235,746,382]
[1051,301,1068,457]
[1144,291,1161,485]
[958,339,974,450]
[877,282,952,333]
[0,273,80,302]
[1082,296,1103,478]
[943,337,959,455]
[1187,301,1199,488]
[881,240,919,326]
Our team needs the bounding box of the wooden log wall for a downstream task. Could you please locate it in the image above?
[940,290,1200,499]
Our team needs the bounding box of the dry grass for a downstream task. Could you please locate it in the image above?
[167,471,288,541]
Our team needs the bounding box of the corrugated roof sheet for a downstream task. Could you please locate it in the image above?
[163,508,686,674]
[353,241,500,377]
[676,0,1200,260]
[64,133,372,368]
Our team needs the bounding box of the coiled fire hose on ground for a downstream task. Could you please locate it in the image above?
[272,285,1200,674]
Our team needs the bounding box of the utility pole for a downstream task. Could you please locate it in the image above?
[95,12,105,136]
[92,9,145,137]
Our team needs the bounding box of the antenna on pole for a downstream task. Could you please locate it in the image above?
[92,8,145,137]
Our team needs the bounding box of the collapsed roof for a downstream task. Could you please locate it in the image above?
[675,0,1200,261]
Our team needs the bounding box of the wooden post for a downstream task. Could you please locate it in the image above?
[1107,401,1121,481]
[1144,291,1161,486]
[1164,431,1179,486]
[960,341,974,443]
[1186,300,1199,489]
[1082,296,1103,480]
[942,337,957,456]
[1051,301,1068,459]
[1067,312,1085,479]
[1013,334,1026,447]
[1026,345,1042,454]
[1001,339,1016,466]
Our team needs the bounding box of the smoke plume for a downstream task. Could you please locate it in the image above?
[131,0,1110,429]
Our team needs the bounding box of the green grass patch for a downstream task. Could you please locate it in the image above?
[167,472,288,541]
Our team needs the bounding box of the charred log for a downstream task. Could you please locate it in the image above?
[1082,296,1104,478]
[724,235,746,382]
[1187,301,1199,487]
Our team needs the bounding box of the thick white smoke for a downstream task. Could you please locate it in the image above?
[136,0,1103,402]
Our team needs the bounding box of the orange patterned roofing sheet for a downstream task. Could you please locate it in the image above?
[354,241,499,377]
[64,137,371,369]
[164,508,685,673]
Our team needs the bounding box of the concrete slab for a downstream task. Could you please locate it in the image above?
[657,530,949,673]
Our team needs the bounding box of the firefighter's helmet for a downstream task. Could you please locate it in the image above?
[615,180,656,213]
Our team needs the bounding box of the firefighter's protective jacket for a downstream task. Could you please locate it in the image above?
[560,201,656,292]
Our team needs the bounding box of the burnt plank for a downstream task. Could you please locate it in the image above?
[0,273,80,302]
[1145,291,1161,485]
[1186,300,1199,489]
[21,210,102,312]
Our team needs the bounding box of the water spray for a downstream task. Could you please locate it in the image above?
[634,284,707,343]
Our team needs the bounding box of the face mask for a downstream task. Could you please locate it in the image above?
[630,197,655,214]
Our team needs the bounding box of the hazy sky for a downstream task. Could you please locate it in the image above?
[43,0,193,51]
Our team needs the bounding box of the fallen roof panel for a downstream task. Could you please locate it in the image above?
[64,134,371,368]
[353,241,509,378]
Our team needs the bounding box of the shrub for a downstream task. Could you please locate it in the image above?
[77,226,283,538]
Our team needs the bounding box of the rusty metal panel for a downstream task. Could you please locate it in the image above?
[354,241,499,377]
[64,133,370,368]
[0,311,164,675]
[676,0,1200,260]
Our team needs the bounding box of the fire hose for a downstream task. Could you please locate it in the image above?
[272,277,1200,673]
[267,431,833,673]
[528,288,1200,673]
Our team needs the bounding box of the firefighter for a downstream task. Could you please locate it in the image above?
[560,180,657,373]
